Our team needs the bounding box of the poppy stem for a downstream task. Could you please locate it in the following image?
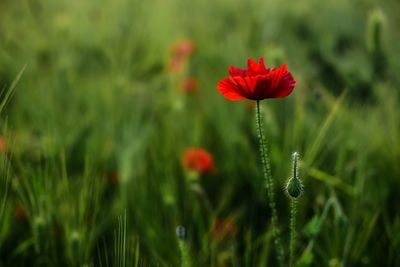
[255,100,285,267]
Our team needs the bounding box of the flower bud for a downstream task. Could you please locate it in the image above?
[286,176,303,199]
[286,152,304,199]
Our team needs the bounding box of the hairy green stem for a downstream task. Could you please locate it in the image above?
[289,199,298,267]
[178,239,191,267]
[255,100,285,266]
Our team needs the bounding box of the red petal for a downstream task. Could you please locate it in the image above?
[217,78,245,100]
[238,76,259,99]
[228,66,247,77]
[247,57,268,76]
[267,65,296,98]
[270,64,287,87]
[270,71,296,98]
[252,76,274,99]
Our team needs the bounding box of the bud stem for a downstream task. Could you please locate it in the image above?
[178,239,191,267]
[289,198,298,267]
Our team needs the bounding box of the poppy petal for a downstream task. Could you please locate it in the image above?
[238,76,261,99]
[270,72,296,98]
[228,66,247,77]
[217,78,246,100]
[252,76,274,99]
[247,57,268,76]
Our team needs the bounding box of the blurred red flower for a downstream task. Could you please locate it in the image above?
[182,148,214,175]
[0,136,7,153]
[169,39,196,72]
[217,57,296,101]
[172,39,196,56]
[210,218,237,243]
[15,204,27,221]
[180,77,198,93]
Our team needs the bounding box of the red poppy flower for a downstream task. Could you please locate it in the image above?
[182,148,214,175]
[217,57,296,101]
[179,77,198,93]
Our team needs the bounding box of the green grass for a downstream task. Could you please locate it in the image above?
[0,0,400,266]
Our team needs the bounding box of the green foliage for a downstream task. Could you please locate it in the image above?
[0,0,399,266]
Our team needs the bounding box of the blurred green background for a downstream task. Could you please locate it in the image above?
[0,0,399,266]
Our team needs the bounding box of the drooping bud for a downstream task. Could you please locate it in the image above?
[286,152,304,199]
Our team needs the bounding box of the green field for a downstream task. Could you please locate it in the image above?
[0,0,399,266]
